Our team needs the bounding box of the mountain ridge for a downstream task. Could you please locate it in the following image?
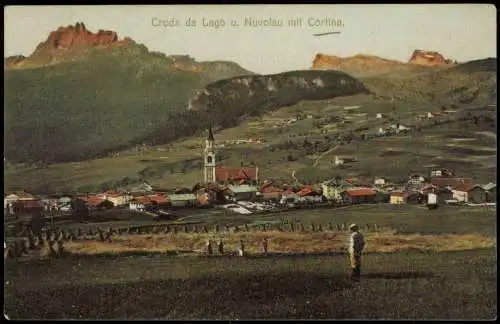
[4,23,370,165]
[3,22,496,172]
[4,22,254,77]
[311,50,456,78]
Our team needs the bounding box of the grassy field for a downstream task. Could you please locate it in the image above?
[4,93,495,193]
[4,41,253,165]
[61,230,495,257]
[4,204,496,319]
[39,204,497,238]
[4,248,496,320]
[3,56,496,192]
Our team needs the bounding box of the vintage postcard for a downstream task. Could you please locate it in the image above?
[3,4,497,320]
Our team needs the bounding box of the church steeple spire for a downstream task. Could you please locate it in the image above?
[207,127,215,142]
[204,127,216,183]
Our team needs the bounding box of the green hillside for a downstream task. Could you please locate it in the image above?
[362,59,496,103]
[5,51,368,165]
[4,44,251,164]
[4,58,496,193]
[141,70,370,146]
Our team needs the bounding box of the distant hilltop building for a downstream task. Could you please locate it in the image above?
[203,128,259,185]
[334,156,344,166]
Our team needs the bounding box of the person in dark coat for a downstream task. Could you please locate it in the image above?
[218,240,224,255]
[348,224,365,281]
[206,240,213,256]
[262,237,268,254]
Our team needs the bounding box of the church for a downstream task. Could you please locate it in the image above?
[203,127,259,185]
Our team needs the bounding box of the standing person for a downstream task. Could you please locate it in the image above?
[262,237,269,254]
[206,239,213,256]
[348,224,365,281]
[237,239,245,257]
[218,240,224,255]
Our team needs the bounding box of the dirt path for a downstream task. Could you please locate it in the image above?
[313,144,340,167]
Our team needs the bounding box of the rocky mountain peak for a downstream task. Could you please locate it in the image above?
[5,22,135,69]
[408,49,454,66]
[33,22,132,54]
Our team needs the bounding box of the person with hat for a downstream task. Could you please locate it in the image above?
[348,224,365,281]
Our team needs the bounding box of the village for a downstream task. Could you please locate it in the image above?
[4,171,497,218]
[5,126,497,222]
[4,104,497,225]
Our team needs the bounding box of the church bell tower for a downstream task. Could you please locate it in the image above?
[204,127,217,183]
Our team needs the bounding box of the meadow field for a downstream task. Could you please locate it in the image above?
[4,204,497,320]
[5,249,497,320]
[37,204,497,237]
[4,96,496,193]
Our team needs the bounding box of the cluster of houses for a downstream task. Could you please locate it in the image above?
[374,168,496,206]
[4,167,496,218]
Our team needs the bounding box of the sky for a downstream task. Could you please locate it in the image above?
[4,4,497,74]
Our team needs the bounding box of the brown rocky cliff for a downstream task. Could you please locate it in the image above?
[5,22,135,69]
[35,22,133,52]
[408,50,454,66]
[312,53,343,70]
[311,53,424,78]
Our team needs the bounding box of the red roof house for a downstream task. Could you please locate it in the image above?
[452,182,474,193]
[346,188,377,196]
[148,194,170,205]
[342,188,377,204]
[430,177,473,190]
[130,196,152,205]
[215,167,259,183]
[77,196,114,208]
[17,200,44,211]
[259,182,283,193]
[296,186,322,197]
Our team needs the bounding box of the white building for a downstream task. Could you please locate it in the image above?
[301,195,324,203]
[452,189,468,203]
[334,156,344,166]
[129,199,148,211]
[431,170,442,177]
